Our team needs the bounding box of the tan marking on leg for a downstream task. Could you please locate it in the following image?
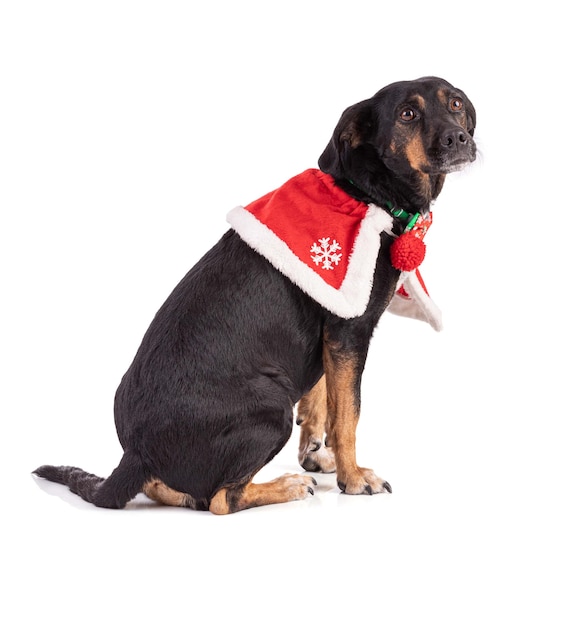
[209,487,231,515]
[323,345,359,482]
[297,375,328,427]
[209,474,317,515]
[143,479,197,508]
[297,376,336,473]
[323,340,390,495]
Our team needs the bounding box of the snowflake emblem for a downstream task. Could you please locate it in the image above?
[310,237,342,270]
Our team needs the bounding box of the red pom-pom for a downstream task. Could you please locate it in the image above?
[390,232,426,271]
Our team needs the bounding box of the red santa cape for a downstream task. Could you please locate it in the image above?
[227,169,442,330]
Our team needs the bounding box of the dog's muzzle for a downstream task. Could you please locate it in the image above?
[438,127,476,172]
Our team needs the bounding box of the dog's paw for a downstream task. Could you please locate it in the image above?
[279,473,318,500]
[298,440,336,473]
[337,467,392,495]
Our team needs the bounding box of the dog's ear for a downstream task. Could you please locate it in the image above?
[318,100,375,177]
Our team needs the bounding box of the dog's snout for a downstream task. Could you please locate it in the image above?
[441,128,469,150]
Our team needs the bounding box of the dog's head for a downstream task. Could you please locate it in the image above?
[319,76,476,209]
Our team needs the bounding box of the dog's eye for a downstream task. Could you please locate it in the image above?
[400,107,416,122]
[450,98,464,112]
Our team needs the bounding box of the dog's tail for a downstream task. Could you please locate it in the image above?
[33,451,147,509]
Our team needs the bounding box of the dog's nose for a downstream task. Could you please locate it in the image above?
[441,128,469,150]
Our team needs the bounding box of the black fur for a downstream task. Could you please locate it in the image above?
[34,76,476,512]
[320,76,476,216]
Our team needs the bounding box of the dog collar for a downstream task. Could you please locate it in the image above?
[347,178,422,231]
[388,203,421,231]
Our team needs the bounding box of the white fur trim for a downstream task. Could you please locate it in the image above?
[227,204,394,319]
[387,271,443,331]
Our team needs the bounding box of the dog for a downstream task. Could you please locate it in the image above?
[34,76,476,514]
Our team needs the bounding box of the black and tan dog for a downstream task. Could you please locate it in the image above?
[34,77,476,514]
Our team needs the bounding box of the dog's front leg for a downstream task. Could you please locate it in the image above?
[322,335,391,495]
[296,375,336,473]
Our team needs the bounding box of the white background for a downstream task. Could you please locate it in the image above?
[1,2,565,624]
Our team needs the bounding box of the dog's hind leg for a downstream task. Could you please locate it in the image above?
[296,376,336,473]
[142,479,200,509]
[208,474,317,515]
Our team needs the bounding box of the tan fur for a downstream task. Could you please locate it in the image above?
[322,344,358,479]
[404,133,429,172]
[414,94,426,109]
[143,479,197,508]
[209,474,317,515]
[297,376,336,472]
[321,339,389,495]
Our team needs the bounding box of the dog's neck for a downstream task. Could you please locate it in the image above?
[327,152,447,216]
[340,176,431,234]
